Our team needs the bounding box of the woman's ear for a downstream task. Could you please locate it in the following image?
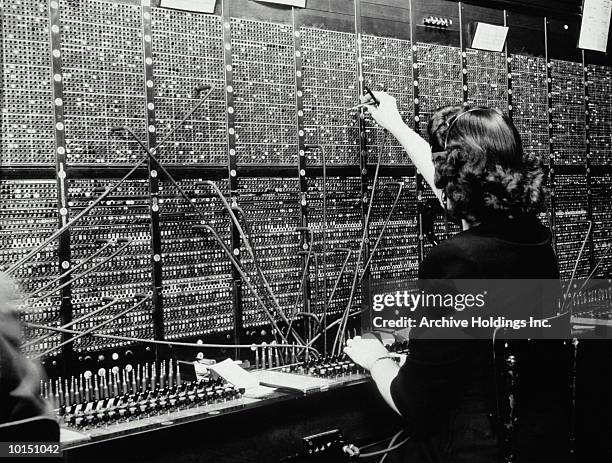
[431,150,448,164]
[428,105,462,151]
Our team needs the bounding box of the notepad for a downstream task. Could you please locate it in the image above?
[253,370,333,393]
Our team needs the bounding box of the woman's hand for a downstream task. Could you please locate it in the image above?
[356,90,443,204]
[359,91,405,134]
[343,336,390,371]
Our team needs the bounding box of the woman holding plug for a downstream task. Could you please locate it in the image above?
[344,91,567,462]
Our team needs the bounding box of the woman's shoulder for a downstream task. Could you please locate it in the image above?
[419,216,558,279]
[464,214,553,245]
[419,236,481,279]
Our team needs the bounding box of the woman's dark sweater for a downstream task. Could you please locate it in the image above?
[388,214,570,462]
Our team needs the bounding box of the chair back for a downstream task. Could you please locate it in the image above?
[492,311,574,462]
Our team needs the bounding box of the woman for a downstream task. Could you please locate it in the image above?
[0,272,49,424]
[344,93,568,462]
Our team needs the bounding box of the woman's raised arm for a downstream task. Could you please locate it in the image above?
[359,91,443,203]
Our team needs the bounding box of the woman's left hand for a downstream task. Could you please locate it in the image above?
[343,336,390,371]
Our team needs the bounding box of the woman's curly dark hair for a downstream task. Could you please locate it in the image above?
[427,105,549,223]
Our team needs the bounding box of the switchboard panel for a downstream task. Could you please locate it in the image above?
[550,59,585,165]
[1,2,611,373]
[67,179,154,352]
[466,48,508,112]
[0,180,60,357]
[301,27,359,165]
[307,176,363,316]
[237,178,302,327]
[511,54,549,163]
[1,0,55,165]
[60,0,147,165]
[587,64,612,166]
[591,174,612,277]
[554,174,590,279]
[159,179,233,338]
[232,19,297,165]
[367,176,419,282]
[415,42,463,133]
[151,9,227,165]
[361,35,413,165]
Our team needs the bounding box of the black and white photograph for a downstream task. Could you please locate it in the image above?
[1,0,611,461]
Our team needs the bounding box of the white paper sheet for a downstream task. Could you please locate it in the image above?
[579,0,612,52]
[471,22,509,52]
[159,0,216,13]
[255,0,306,7]
[60,427,90,444]
[208,358,260,390]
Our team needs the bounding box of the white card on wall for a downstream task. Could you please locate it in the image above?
[471,22,509,52]
[579,0,612,52]
[254,0,306,7]
[160,0,216,13]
